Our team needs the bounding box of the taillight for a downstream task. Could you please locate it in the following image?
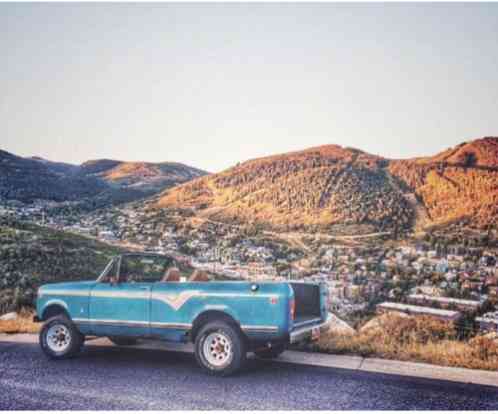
[289,298,295,320]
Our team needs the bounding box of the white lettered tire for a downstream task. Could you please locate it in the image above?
[39,315,84,359]
[194,321,246,376]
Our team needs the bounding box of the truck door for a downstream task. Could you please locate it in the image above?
[150,264,207,341]
[89,255,154,337]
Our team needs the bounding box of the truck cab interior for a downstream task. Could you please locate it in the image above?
[99,253,211,284]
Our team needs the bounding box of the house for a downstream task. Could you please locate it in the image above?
[414,285,442,297]
[487,286,498,297]
[476,311,498,333]
[377,302,461,322]
[407,294,482,312]
[436,259,449,273]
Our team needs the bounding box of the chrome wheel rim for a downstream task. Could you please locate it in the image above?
[203,332,233,368]
[46,324,71,353]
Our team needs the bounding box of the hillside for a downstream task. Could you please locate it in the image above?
[0,150,207,207]
[155,145,414,233]
[0,216,126,314]
[389,137,498,229]
[81,159,206,193]
[0,150,108,202]
[154,137,498,233]
[0,215,227,315]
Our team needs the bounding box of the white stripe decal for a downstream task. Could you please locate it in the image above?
[40,290,87,297]
[241,325,279,333]
[73,318,147,327]
[292,318,322,327]
[92,290,149,299]
[152,290,202,311]
[73,318,277,333]
[73,318,192,330]
[151,322,192,329]
[43,289,278,312]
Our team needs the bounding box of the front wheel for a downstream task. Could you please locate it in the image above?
[39,315,84,360]
[194,321,246,376]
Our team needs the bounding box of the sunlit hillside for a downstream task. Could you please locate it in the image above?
[154,137,498,233]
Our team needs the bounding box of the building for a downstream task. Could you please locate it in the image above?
[407,294,482,313]
[475,311,498,333]
[376,302,461,322]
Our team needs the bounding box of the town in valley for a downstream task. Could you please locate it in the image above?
[2,196,497,335]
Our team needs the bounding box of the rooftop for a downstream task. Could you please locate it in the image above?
[377,302,461,318]
[408,294,481,307]
[476,311,498,323]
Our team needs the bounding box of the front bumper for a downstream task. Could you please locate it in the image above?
[289,312,333,344]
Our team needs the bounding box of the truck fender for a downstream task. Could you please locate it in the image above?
[190,306,244,342]
[41,300,70,321]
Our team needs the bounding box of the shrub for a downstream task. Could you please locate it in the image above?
[316,313,498,371]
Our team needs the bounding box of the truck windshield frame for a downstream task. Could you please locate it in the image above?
[96,257,118,283]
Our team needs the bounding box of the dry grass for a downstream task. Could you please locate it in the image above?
[2,310,498,372]
[315,314,498,371]
[0,308,41,334]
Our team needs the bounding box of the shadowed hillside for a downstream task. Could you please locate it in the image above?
[0,150,108,202]
[0,216,126,314]
[0,150,207,208]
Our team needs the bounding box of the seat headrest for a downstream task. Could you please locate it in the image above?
[189,269,210,282]
[162,267,181,282]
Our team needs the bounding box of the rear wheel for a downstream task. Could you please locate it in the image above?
[39,315,84,359]
[194,321,246,376]
[108,336,138,346]
[255,343,286,359]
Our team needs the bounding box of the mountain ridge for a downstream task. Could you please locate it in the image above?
[154,137,498,232]
[0,149,208,207]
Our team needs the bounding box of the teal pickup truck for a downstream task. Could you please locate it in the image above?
[35,253,332,375]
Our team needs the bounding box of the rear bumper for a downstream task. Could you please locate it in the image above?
[289,312,333,344]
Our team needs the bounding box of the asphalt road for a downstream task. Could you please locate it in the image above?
[1,339,498,410]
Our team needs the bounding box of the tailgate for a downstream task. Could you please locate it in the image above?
[289,282,330,343]
[290,282,329,327]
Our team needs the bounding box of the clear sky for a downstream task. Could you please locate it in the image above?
[1,3,497,173]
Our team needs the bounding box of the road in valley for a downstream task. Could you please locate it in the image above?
[1,336,497,410]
